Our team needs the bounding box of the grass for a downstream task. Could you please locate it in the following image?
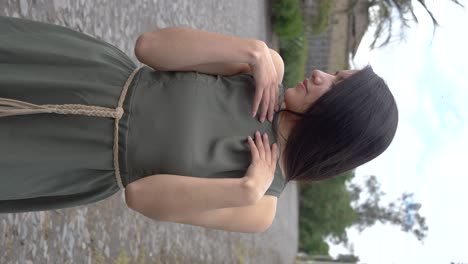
[279,36,309,88]
[272,0,304,38]
[271,0,334,87]
[309,0,334,35]
[114,249,130,264]
[271,0,308,87]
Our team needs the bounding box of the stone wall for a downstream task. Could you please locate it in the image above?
[301,0,369,73]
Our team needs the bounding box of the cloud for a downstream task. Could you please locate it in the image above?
[441,109,464,131]
[335,123,468,264]
[421,93,440,130]
[387,77,420,118]
[415,123,468,263]
[353,120,425,204]
[329,3,468,264]
[430,1,468,118]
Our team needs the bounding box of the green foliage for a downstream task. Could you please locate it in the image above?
[279,36,308,88]
[309,0,334,35]
[271,0,309,88]
[114,249,130,264]
[272,0,304,38]
[298,171,429,257]
[298,171,357,254]
[349,176,428,242]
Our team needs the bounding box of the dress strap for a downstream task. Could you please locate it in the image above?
[0,67,141,190]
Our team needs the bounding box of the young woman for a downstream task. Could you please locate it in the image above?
[0,16,398,233]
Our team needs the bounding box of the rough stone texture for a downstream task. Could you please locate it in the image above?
[302,0,368,74]
[0,1,298,263]
[302,0,334,74]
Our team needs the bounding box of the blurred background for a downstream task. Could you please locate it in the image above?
[282,0,468,263]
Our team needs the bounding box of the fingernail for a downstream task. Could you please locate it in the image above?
[252,111,256,117]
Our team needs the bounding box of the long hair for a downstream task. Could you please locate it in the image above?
[272,66,398,183]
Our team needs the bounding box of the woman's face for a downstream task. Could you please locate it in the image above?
[283,69,359,113]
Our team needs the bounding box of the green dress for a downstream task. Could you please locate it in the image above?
[0,16,286,213]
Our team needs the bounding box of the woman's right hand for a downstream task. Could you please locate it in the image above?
[243,131,278,201]
[249,42,279,123]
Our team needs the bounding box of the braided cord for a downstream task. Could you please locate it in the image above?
[0,67,141,190]
[112,68,140,189]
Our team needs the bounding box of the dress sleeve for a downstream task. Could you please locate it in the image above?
[264,162,286,198]
[264,83,286,198]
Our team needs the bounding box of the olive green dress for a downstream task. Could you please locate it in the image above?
[0,16,286,213]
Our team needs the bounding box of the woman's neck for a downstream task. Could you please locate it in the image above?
[275,102,298,178]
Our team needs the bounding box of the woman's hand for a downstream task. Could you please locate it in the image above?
[249,43,279,123]
[243,131,278,201]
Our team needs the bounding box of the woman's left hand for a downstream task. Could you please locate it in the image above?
[243,131,278,200]
[249,42,278,123]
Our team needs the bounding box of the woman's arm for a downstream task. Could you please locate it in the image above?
[158,195,278,233]
[125,174,258,221]
[134,27,284,122]
[125,174,277,233]
[134,27,266,73]
[134,27,284,78]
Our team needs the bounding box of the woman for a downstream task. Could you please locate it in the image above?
[0,16,398,233]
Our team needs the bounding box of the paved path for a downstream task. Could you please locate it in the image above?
[0,1,298,263]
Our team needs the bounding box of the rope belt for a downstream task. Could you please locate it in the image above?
[0,67,141,190]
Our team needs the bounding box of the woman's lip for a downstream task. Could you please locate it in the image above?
[299,82,306,92]
[302,80,308,93]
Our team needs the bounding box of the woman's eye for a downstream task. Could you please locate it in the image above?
[332,73,344,85]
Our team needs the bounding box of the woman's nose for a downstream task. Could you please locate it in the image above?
[312,70,334,85]
[311,70,326,85]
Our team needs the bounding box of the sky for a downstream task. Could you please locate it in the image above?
[328,1,468,263]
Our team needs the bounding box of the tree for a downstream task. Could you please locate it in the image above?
[298,171,358,254]
[298,171,429,256]
[348,0,465,49]
[348,175,429,242]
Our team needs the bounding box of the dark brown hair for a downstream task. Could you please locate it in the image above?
[272,65,399,184]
